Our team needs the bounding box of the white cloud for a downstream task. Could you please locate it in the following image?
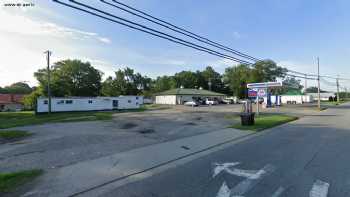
[206,58,239,69]
[0,8,111,44]
[98,37,111,44]
[232,31,241,39]
[0,3,115,86]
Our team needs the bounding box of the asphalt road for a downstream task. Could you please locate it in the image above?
[100,103,350,197]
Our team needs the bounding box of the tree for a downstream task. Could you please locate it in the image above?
[223,64,252,98]
[173,71,198,88]
[276,77,303,95]
[34,59,103,97]
[199,66,224,92]
[101,67,151,96]
[251,60,286,82]
[153,76,176,92]
[23,87,43,110]
[0,82,33,94]
[305,86,327,93]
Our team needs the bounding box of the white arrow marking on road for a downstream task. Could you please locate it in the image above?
[230,164,276,196]
[309,180,330,197]
[213,162,240,178]
[213,163,265,180]
[271,187,285,197]
[216,182,231,197]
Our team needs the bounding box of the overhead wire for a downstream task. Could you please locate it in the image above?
[54,0,253,65]
[54,0,348,82]
[102,0,260,62]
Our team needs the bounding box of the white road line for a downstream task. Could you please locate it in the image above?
[309,180,330,197]
[230,164,276,196]
[216,182,231,197]
[225,168,263,180]
[271,187,285,197]
[213,162,240,178]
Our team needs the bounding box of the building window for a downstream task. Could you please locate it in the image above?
[43,100,48,105]
[88,100,93,104]
[57,100,64,104]
[136,96,139,100]
[65,100,73,104]
[128,100,132,103]
[136,102,139,105]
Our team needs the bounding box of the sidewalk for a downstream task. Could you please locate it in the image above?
[23,128,254,197]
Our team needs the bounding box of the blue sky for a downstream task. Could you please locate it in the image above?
[0,0,349,91]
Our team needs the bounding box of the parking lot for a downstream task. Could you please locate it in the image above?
[0,104,239,172]
[0,103,323,173]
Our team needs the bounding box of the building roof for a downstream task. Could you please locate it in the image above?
[0,94,25,104]
[155,88,225,96]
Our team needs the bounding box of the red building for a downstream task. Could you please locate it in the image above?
[0,94,25,112]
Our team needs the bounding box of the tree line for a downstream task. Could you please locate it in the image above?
[1,59,312,109]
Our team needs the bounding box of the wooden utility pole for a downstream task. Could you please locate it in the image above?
[304,74,308,93]
[44,50,52,114]
[336,76,340,103]
[317,57,321,110]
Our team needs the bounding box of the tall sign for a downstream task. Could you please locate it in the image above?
[247,82,282,115]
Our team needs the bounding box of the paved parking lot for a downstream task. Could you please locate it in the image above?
[0,103,321,173]
[0,105,240,172]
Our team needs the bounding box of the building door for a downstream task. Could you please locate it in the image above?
[0,105,4,111]
[112,100,119,109]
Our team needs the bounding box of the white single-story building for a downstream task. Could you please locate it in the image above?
[37,96,143,113]
[307,93,335,101]
[263,95,314,105]
[155,88,225,105]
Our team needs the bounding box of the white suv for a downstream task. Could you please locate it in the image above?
[205,98,218,105]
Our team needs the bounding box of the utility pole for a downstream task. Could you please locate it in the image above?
[208,78,212,91]
[304,74,308,93]
[44,50,52,114]
[336,76,340,103]
[317,57,321,110]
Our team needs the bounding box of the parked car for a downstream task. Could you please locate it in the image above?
[205,98,219,105]
[184,100,199,106]
[222,98,234,104]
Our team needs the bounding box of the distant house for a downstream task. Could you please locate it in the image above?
[0,94,25,112]
[37,96,143,113]
[155,88,225,105]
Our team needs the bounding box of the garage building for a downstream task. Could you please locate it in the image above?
[155,88,225,105]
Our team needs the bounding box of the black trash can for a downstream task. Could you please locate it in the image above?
[240,112,255,126]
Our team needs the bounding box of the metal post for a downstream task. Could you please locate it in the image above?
[317,57,321,110]
[336,76,340,103]
[256,94,259,116]
[45,50,52,114]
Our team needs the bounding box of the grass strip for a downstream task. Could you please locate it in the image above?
[230,114,298,131]
[0,169,43,193]
[0,108,146,129]
[0,130,32,140]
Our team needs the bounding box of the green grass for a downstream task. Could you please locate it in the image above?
[230,114,298,131]
[321,100,347,105]
[142,104,171,110]
[0,130,32,140]
[0,109,145,129]
[0,170,43,193]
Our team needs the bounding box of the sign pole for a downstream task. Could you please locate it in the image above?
[256,96,259,116]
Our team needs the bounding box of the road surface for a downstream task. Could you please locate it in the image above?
[99,103,350,197]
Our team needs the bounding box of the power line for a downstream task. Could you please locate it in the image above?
[102,0,260,62]
[285,73,317,80]
[56,0,253,65]
[54,0,252,65]
[55,0,349,82]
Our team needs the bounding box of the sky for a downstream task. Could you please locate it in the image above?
[0,0,349,92]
